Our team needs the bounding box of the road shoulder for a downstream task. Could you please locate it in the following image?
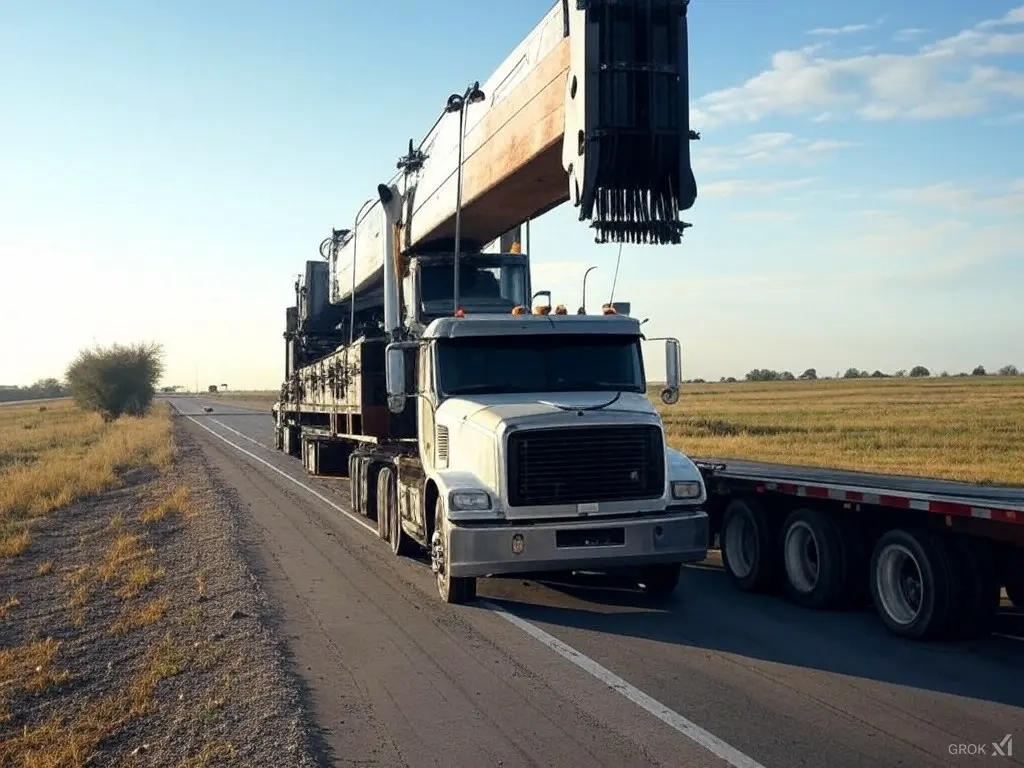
[0,421,321,767]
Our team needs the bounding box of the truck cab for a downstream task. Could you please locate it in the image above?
[384,311,709,602]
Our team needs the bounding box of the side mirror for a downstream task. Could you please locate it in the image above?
[661,338,681,405]
[385,343,408,413]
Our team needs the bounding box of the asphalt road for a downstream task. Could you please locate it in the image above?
[167,397,1024,768]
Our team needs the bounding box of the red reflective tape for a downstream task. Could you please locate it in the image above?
[879,495,911,508]
[845,491,864,503]
[929,500,971,517]
[805,486,830,499]
[777,483,799,495]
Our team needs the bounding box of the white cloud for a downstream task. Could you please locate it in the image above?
[728,211,796,223]
[691,6,1024,126]
[885,179,1024,215]
[978,6,1024,29]
[808,24,871,36]
[895,28,928,42]
[693,132,856,173]
[701,178,817,198]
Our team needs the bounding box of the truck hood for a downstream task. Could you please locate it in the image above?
[435,391,659,432]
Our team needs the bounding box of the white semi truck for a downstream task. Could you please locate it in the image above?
[273,0,709,602]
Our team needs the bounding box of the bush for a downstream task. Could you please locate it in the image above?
[65,342,165,421]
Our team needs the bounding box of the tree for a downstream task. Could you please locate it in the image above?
[972,365,986,376]
[843,367,862,379]
[799,368,817,380]
[998,364,1019,376]
[870,370,886,378]
[745,368,782,381]
[779,371,795,381]
[909,366,930,377]
[893,369,907,377]
[65,342,165,421]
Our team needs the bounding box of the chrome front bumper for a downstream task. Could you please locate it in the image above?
[446,510,709,579]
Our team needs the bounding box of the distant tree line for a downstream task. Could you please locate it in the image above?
[679,363,1021,384]
[0,378,71,403]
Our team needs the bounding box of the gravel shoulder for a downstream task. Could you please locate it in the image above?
[0,422,322,767]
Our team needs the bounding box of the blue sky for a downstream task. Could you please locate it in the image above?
[1,0,1021,387]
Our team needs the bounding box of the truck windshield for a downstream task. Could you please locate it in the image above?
[436,335,644,396]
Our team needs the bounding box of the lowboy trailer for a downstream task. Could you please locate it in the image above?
[697,458,1024,641]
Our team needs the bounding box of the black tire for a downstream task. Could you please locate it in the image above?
[943,536,1000,640]
[433,498,476,604]
[720,498,778,593]
[376,467,391,541]
[869,528,956,640]
[779,508,846,610]
[378,467,415,556]
[638,564,681,598]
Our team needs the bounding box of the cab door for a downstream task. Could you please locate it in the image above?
[416,344,437,471]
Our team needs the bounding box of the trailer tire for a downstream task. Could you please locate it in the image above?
[780,508,846,610]
[432,498,476,604]
[869,529,955,640]
[720,498,778,593]
[638,564,681,598]
[944,536,1000,640]
[377,466,414,557]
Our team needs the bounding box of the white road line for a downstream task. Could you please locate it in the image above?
[487,600,765,768]
[182,413,376,535]
[209,417,273,450]
[177,403,765,768]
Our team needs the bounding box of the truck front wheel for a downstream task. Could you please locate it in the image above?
[431,499,476,604]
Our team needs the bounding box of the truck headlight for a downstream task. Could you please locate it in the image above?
[671,481,702,500]
[449,490,491,511]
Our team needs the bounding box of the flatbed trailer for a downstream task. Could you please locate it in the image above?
[696,458,1024,641]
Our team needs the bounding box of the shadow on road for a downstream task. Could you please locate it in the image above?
[483,566,1024,709]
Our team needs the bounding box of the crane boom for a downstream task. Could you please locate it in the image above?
[330,0,697,306]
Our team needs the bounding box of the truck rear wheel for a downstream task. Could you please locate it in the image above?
[720,498,777,593]
[779,508,846,610]
[431,499,476,604]
[870,528,955,640]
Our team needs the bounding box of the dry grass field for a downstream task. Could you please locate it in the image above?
[0,399,314,765]
[658,376,1024,486]
[205,376,1024,486]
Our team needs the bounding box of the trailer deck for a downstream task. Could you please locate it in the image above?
[698,458,1024,512]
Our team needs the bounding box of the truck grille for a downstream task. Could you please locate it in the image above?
[506,425,665,507]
